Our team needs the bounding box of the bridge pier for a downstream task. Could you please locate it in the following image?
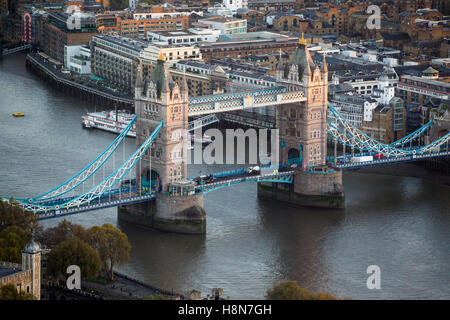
[257,168,345,209]
[118,193,206,234]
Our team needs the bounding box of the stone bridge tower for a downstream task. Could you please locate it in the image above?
[118,53,206,234]
[275,34,328,169]
[258,35,345,208]
[135,52,189,192]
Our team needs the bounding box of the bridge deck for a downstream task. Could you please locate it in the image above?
[34,169,295,219]
[332,151,450,169]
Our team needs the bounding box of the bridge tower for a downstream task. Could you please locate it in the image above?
[258,35,345,208]
[118,52,206,234]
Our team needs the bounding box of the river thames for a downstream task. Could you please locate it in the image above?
[1,53,449,299]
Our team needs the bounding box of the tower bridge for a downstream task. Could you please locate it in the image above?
[3,38,449,234]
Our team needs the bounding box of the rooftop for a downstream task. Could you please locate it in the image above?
[147,28,218,37]
[400,75,450,90]
[0,267,20,278]
[93,34,150,52]
[199,16,245,23]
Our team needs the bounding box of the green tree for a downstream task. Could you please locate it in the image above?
[37,219,86,247]
[0,225,31,263]
[47,238,101,280]
[144,294,167,300]
[266,281,339,300]
[0,284,35,300]
[86,223,131,280]
[109,0,128,9]
[0,198,37,233]
[266,281,314,300]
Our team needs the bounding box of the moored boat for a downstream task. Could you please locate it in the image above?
[81,110,136,137]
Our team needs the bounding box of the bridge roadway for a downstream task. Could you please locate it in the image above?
[330,150,450,169]
[34,168,295,219]
[193,166,294,193]
[33,149,450,219]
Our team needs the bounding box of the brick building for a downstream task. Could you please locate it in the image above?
[198,33,300,62]
[118,15,189,38]
[42,11,97,62]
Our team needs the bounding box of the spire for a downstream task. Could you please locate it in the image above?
[135,63,144,88]
[149,51,174,98]
[291,40,312,80]
[321,54,328,74]
[299,32,307,46]
[276,48,284,70]
[181,68,188,97]
[157,49,166,62]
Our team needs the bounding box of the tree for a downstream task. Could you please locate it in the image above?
[0,225,31,263]
[0,284,35,300]
[47,238,101,281]
[0,198,37,233]
[36,219,86,247]
[145,294,167,300]
[109,0,128,9]
[86,223,131,281]
[266,281,314,300]
[266,281,339,300]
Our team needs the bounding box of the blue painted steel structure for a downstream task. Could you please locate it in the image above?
[1,95,449,219]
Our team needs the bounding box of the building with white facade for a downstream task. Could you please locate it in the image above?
[371,72,396,105]
[140,44,202,64]
[197,16,247,35]
[223,0,248,12]
[64,45,91,74]
[146,28,221,45]
[132,10,203,20]
[129,0,139,11]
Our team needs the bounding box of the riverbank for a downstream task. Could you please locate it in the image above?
[80,272,185,300]
[25,52,133,110]
[349,161,450,186]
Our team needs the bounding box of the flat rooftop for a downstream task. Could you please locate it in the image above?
[400,75,450,90]
[147,28,217,37]
[94,34,149,52]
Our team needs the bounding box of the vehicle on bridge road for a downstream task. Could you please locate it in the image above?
[247,166,261,175]
[350,156,374,163]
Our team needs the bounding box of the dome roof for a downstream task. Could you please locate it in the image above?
[23,240,40,254]
[422,66,438,74]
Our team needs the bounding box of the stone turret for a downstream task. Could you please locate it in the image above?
[22,240,41,300]
[257,35,345,209]
[119,51,206,234]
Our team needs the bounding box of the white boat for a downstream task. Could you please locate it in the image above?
[82,110,136,137]
[82,110,212,147]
